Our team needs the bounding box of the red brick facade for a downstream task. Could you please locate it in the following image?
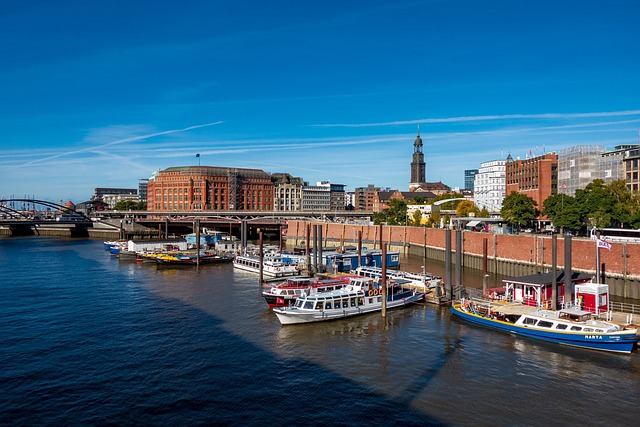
[147,166,273,211]
[506,153,557,217]
[285,221,640,277]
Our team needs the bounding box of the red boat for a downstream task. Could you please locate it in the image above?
[262,274,357,307]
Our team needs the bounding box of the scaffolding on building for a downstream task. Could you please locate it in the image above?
[228,169,238,210]
[557,145,608,196]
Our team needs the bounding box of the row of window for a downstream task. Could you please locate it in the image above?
[296,295,383,310]
[521,316,604,332]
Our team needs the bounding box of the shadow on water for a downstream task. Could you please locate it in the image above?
[2,238,640,425]
[0,238,453,426]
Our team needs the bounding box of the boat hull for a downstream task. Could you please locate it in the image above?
[450,304,639,354]
[274,292,423,325]
[156,256,234,265]
[263,294,296,307]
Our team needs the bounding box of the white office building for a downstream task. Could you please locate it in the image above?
[473,159,506,213]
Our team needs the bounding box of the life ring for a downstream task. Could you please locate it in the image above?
[368,290,374,297]
[275,267,280,271]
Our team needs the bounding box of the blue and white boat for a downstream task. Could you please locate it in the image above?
[273,276,424,325]
[450,299,639,354]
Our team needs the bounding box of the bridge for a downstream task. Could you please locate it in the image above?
[1,198,374,239]
[0,199,93,237]
[102,210,374,241]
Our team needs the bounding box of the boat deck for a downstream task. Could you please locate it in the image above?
[468,298,640,329]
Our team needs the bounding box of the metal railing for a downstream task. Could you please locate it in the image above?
[610,301,640,315]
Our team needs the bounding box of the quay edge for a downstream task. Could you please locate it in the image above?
[284,221,640,300]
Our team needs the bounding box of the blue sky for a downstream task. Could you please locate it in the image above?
[1,0,639,203]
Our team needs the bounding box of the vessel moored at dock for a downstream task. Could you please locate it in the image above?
[262,274,355,307]
[450,299,639,354]
[273,276,424,325]
[233,254,300,277]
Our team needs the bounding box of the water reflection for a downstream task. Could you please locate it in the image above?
[101,244,640,423]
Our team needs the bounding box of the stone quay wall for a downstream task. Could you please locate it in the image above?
[284,220,640,300]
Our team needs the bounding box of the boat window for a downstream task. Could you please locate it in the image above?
[555,324,568,330]
[295,290,302,295]
[287,290,294,295]
[303,301,314,309]
[377,296,382,303]
[583,328,594,332]
[357,297,364,306]
[325,301,332,309]
[334,301,341,309]
[595,329,603,333]
[523,317,537,325]
[350,298,356,307]
[295,300,303,308]
[315,301,324,310]
[570,326,582,331]
[368,298,373,304]
[537,320,553,328]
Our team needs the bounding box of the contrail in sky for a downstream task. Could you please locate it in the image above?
[19,121,225,167]
[312,110,640,128]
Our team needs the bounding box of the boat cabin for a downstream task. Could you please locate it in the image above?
[501,271,593,308]
[557,308,593,322]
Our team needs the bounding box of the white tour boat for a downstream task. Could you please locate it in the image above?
[272,276,424,325]
[233,253,300,278]
[352,266,443,292]
[262,274,355,307]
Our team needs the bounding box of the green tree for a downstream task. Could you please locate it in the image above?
[542,194,581,233]
[386,199,408,225]
[372,211,387,225]
[114,200,146,211]
[500,191,537,230]
[608,179,639,227]
[574,179,615,229]
[410,196,429,204]
[373,199,408,225]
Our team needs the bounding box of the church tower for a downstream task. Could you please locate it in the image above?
[409,127,426,191]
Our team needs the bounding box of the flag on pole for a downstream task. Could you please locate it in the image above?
[597,239,612,250]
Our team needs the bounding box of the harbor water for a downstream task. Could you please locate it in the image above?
[1,237,639,426]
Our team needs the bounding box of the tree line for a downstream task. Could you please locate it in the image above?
[373,179,640,233]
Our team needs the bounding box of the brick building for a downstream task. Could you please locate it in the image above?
[354,184,380,211]
[147,166,273,211]
[506,153,558,216]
